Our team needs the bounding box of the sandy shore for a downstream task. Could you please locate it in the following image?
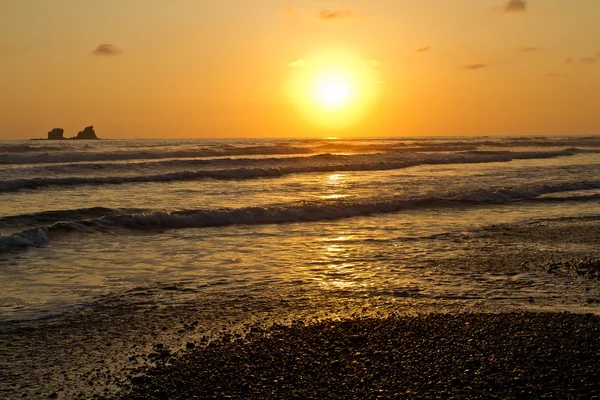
[94,312,600,400]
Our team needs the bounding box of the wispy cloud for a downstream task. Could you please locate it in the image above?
[282,7,299,18]
[288,60,306,68]
[91,44,123,57]
[318,10,357,21]
[416,46,430,53]
[579,57,596,65]
[547,73,570,78]
[567,54,599,65]
[504,0,527,13]
[520,47,542,52]
[461,64,487,70]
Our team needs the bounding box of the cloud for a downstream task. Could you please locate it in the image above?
[579,57,596,65]
[461,64,487,70]
[367,60,380,67]
[565,55,598,65]
[504,0,527,13]
[288,60,307,68]
[318,10,357,21]
[520,47,542,52]
[283,7,297,17]
[416,46,430,53]
[91,44,123,56]
[547,73,570,78]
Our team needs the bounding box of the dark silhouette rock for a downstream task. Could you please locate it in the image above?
[47,128,65,140]
[76,126,98,140]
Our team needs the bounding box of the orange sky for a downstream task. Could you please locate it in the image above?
[1,0,599,139]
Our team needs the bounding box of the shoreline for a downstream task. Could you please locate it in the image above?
[101,312,600,399]
[2,214,600,398]
[4,309,599,399]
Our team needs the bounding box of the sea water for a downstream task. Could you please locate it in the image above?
[2,136,600,321]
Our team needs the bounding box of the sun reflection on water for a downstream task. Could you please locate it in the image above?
[309,236,377,292]
[321,173,349,200]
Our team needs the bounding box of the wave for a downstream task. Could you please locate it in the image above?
[4,135,600,165]
[10,147,600,179]
[408,138,600,149]
[0,207,146,229]
[0,149,584,193]
[309,137,600,152]
[3,180,600,253]
[6,153,340,176]
[314,142,479,153]
[0,145,67,153]
[0,145,312,165]
[312,137,600,152]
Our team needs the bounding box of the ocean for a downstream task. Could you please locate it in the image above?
[2,136,600,323]
[3,135,600,397]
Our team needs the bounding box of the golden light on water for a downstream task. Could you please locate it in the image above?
[287,48,382,130]
[321,173,349,200]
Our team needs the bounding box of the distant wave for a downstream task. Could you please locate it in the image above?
[314,137,600,152]
[314,143,480,153]
[7,153,337,176]
[0,145,66,153]
[0,145,312,165]
[408,138,600,149]
[3,180,600,253]
[9,147,600,178]
[0,149,584,193]
[4,136,600,164]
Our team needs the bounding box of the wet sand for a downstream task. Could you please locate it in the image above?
[101,312,600,400]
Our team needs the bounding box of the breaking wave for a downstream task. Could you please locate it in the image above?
[0,207,147,230]
[3,180,600,253]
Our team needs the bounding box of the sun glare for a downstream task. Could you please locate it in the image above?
[287,48,381,130]
[312,73,353,109]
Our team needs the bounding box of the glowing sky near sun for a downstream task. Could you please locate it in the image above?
[0,0,599,139]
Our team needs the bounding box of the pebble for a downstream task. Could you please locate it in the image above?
[97,312,600,400]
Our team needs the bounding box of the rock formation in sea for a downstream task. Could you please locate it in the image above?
[76,126,98,140]
[47,128,65,140]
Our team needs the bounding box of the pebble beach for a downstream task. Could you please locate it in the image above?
[105,312,600,399]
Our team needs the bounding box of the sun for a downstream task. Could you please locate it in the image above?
[287,48,381,129]
[312,72,353,109]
